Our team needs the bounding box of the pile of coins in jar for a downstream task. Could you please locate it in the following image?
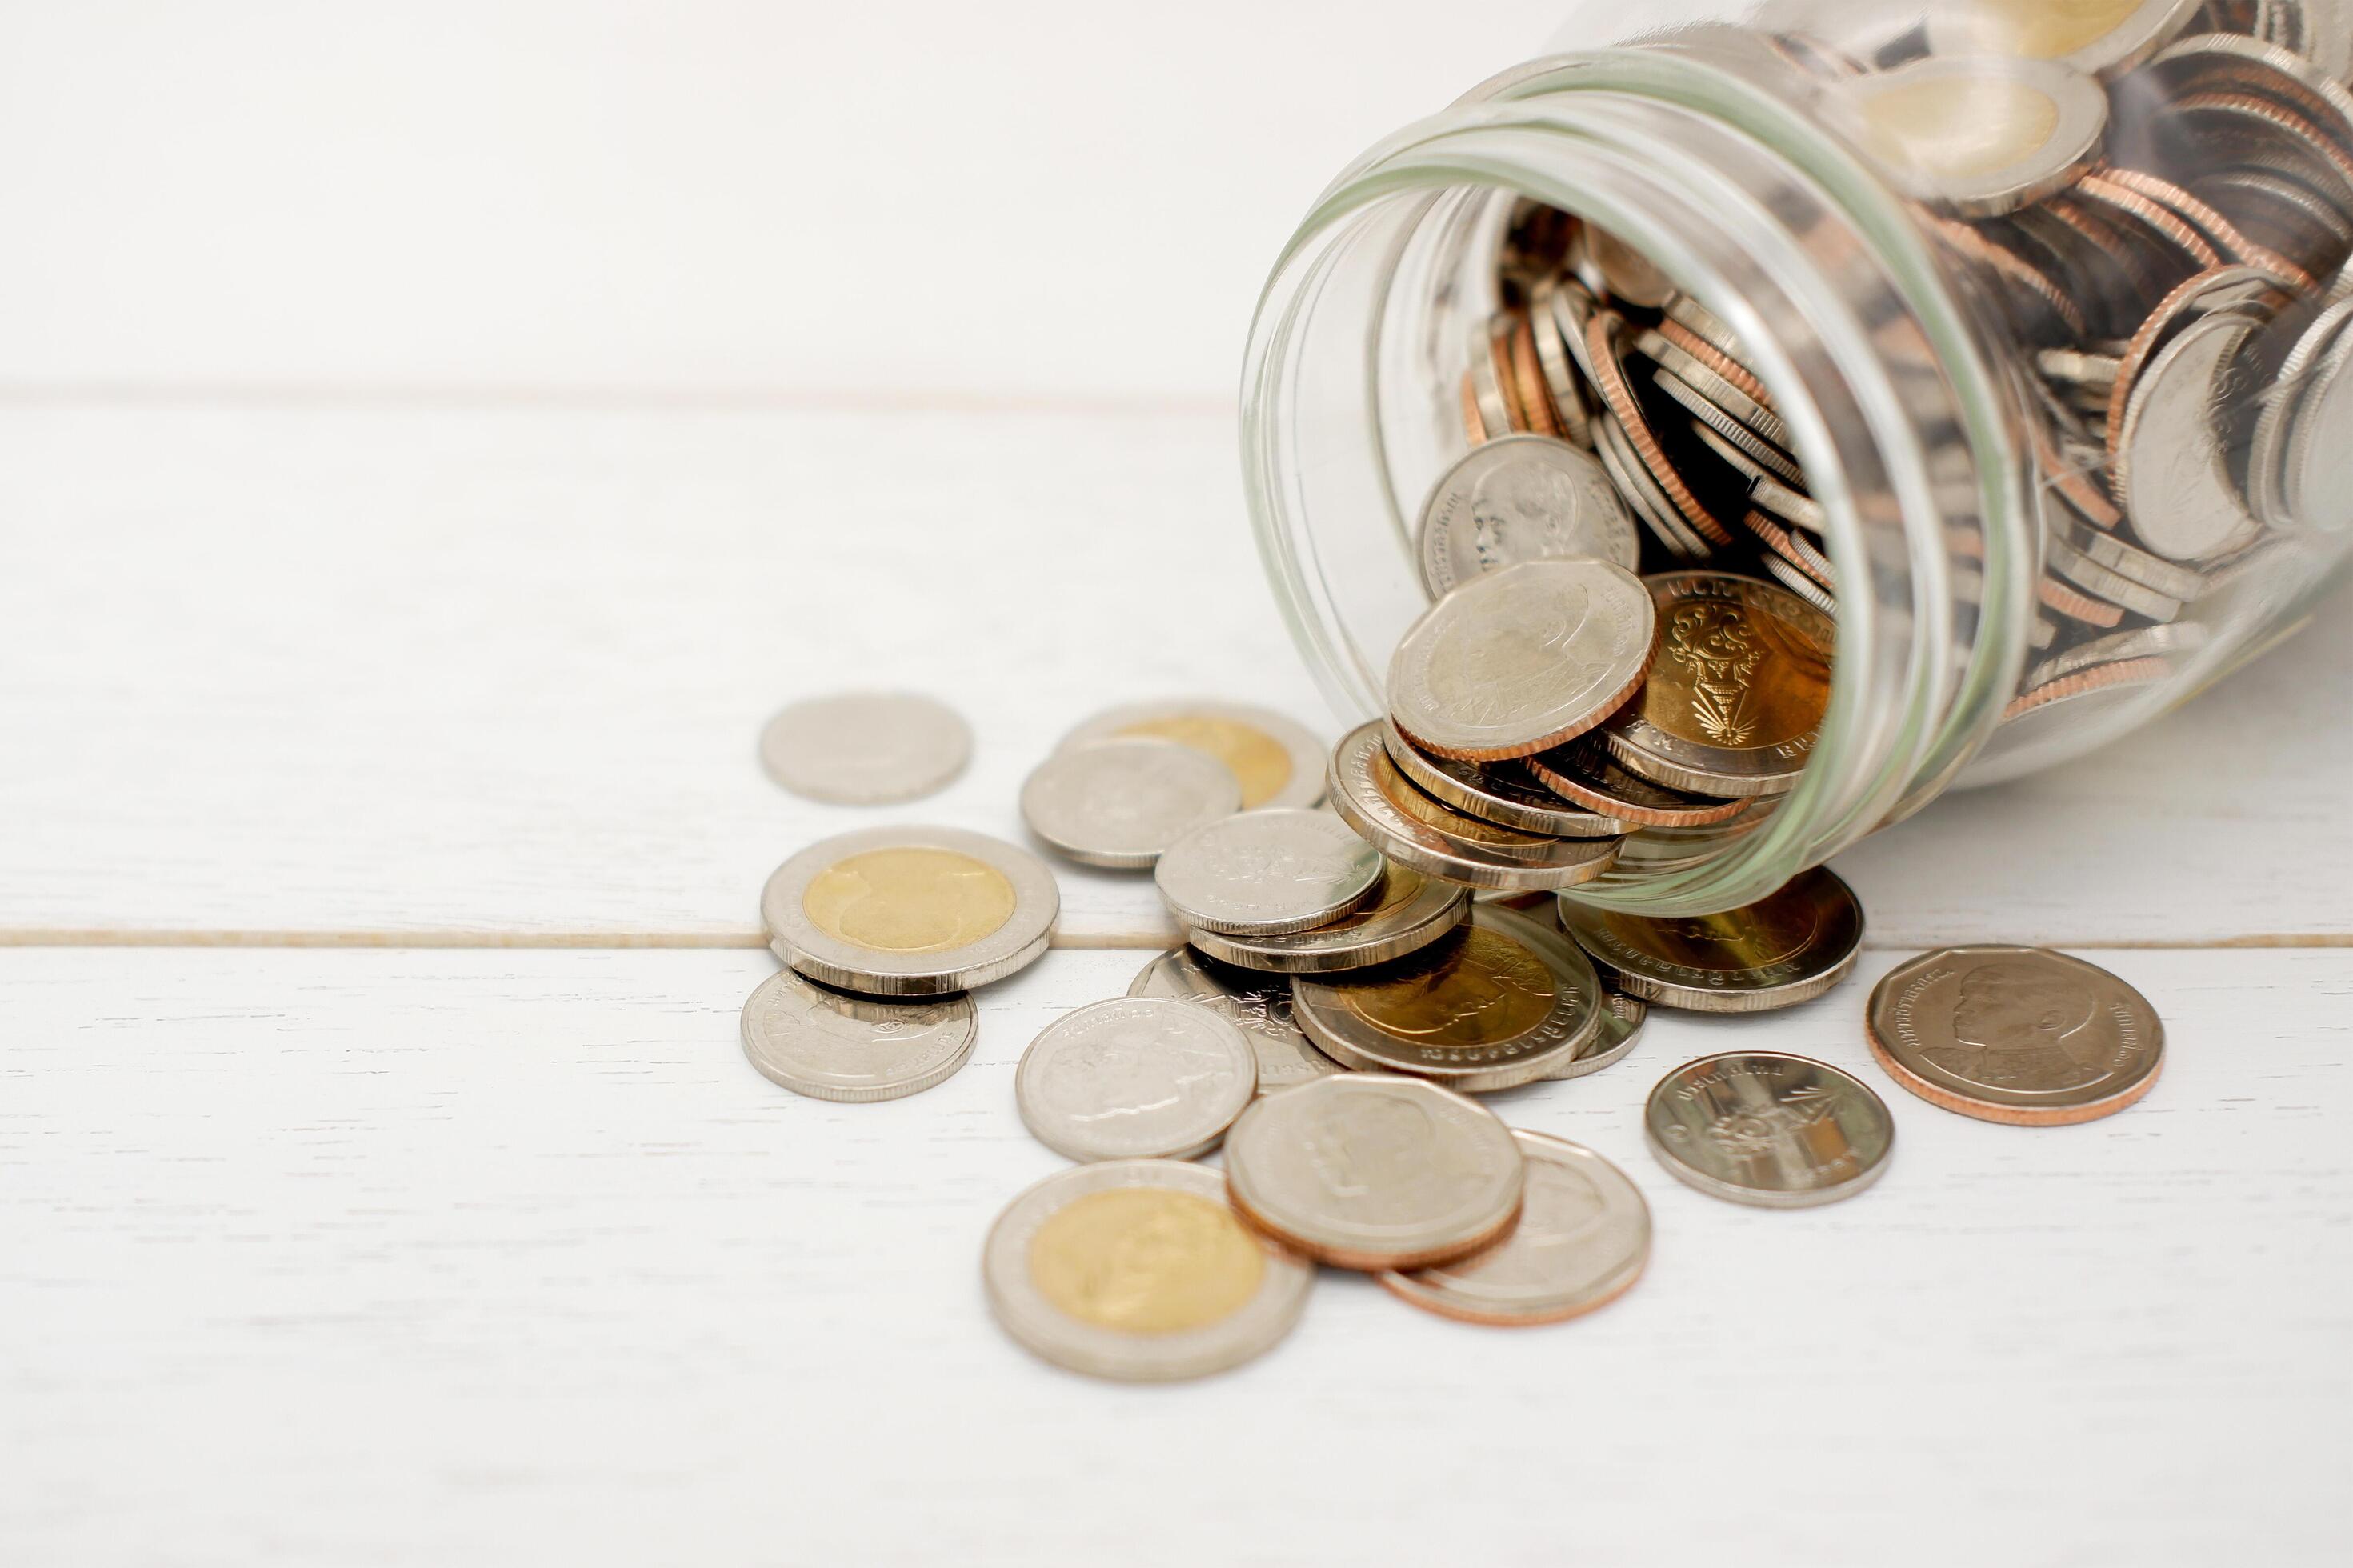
[742,687,2167,1381]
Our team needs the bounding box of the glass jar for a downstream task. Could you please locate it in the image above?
[1241,0,2353,916]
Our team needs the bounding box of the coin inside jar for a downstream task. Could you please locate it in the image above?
[1327,722,1624,893]
[1867,945,2165,1125]
[1644,1052,1895,1208]
[1154,808,1383,936]
[1019,737,1241,870]
[1557,866,1864,1013]
[1843,55,2111,217]
[1015,997,1259,1162]
[1378,1131,1650,1327]
[738,966,978,1102]
[1416,434,1641,597]
[761,826,1060,997]
[1058,699,1327,811]
[1223,1074,1527,1271]
[983,1159,1312,1382]
[1180,861,1470,976]
[1927,0,2203,78]
[1291,906,1603,1094]
[757,691,972,805]
[1126,948,1345,1094]
[1381,718,1636,838]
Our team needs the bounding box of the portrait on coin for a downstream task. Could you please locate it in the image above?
[1923,960,2111,1090]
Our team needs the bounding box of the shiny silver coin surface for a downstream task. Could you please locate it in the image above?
[738,966,978,1102]
[1127,947,1345,1094]
[1180,862,1471,976]
[1154,808,1383,936]
[1381,719,1635,838]
[1018,737,1240,870]
[1015,997,1259,1162]
[982,1159,1313,1382]
[2116,310,2267,562]
[1328,723,1623,894]
[1644,1052,1895,1209]
[1539,989,1649,1082]
[758,691,971,805]
[1557,866,1865,1013]
[1416,434,1641,598]
[1057,698,1327,811]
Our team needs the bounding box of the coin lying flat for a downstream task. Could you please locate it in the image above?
[1181,862,1470,976]
[1557,866,1864,1013]
[1387,558,1656,762]
[1328,723,1623,893]
[1382,719,1635,838]
[1539,989,1649,1082]
[983,1159,1313,1382]
[1378,1132,1650,1327]
[1416,434,1641,598]
[762,826,1059,996]
[758,692,972,805]
[1524,740,1749,830]
[738,966,978,1102]
[1597,572,1834,799]
[1126,948,1345,1094]
[1291,906,1603,1094]
[1866,946,2165,1125]
[1059,700,1326,811]
[1019,738,1241,870]
[1015,998,1259,1162]
[1154,808,1383,936]
[1224,1075,1527,1271]
[1645,1052,1895,1208]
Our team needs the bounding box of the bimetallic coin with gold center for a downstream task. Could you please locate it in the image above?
[1182,862,1471,976]
[1059,700,1327,811]
[1927,0,2202,78]
[1559,865,1864,1014]
[762,826,1058,996]
[1843,55,2110,217]
[1291,906,1604,1093]
[983,1160,1312,1382]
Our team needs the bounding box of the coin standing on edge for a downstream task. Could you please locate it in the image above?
[1379,1131,1651,1326]
[1866,945,2165,1126]
[1126,948,1346,1094]
[758,691,973,805]
[1058,699,1327,811]
[1223,1074,1527,1271]
[738,966,978,1102]
[1557,866,1865,1013]
[762,826,1059,996]
[983,1159,1313,1382]
[1645,1052,1895,1208]
[1155,808,1383,936]
[1019,737,1241,870]
[1015,998,1259,1162]
[1329,723,1623,893]
[1183,862,1471,975]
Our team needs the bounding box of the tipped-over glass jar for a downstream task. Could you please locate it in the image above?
[1241,0,2353,916]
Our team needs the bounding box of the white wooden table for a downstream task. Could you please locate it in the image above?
[4,7,2349,1565]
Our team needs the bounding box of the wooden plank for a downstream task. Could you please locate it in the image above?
[2,946,2343,1564]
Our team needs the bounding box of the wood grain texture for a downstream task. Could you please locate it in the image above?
[2,946,2343,1566]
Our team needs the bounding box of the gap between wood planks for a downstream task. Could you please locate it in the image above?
[5,930,2350,951]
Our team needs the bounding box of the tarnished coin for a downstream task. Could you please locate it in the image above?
[1557,866,1864,1013]
[1379,1132,1649,1326]
[1644,1052,1895,1209]
[1223,1075,1527,1270]
[1387,558,1657,762]
[1382,719,1635,838]
[1154,809,1383,936]
[1867,946,2165,1126]
[1127,948,1345,1094]
[1019,738,1240,870]
[1015,998,1259,1162]
[1598,572,1834,799]
[738,966,978,1102]
[1059,699,1326,810]
[1524,740,1750,830]
[1415,435,1640,598]
[1291,907,1604,1093]
[1328,723,1623,893]
[1540,990,1649,1082]
[758,691,971,805]
[982,1159,1312,1382]
[1183,862,1470,975]
[761,826,1058,996]
[1843,54,2109,216]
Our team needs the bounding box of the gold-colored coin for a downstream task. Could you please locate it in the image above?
[1027,1187,1266,1334]
[1858,74,2061,183]
[762,826,1059,996]
[1058,699,1327,810]
[1114,716,1291,810]
[1558,866,1864,1014]
[801,847,1015,954]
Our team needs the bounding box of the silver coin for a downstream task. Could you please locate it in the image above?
[1380,718,1635,838]
[1058,699,1326,811]
[2115,310,2267,562]
[1126,948,1345,1094]
[1416,435,1640,598]
[1594,410,1716,560]
[1761,551,1839,617]
[2245,295,2353,530]
[1015,998,1259,1162]
[2043,533,2187,622]
[1585,224,1675,309]
[1927,0,2200,77]
[1154,808,1383,936]
[761,826,1058,996]
[1223,1074,1526,1270]
[1528,278,1596,447]
[2024,622,2211,688]
[2280,308,2353,531]
[1387,558,1656,762]
[1019,738,1240,870]
[1645,1052,1895,1209]
[1665,291,1753,367]
[1665,377,1810,490]
[982,1158,1312,1382]
[1558,865,1866,1014]
[1378,1131,1650,1326]
[1643,338,1796,453]
[1291,906,1603,1093]
[1328,723,1623,893]
[1180,862,1471,975]
[2048,506,2214,602]
[757,691,971,805]
[738,966,977,1102]
[1842,54,2109,215]
[1539,990,1649,1082]
[1467,317,1515,440]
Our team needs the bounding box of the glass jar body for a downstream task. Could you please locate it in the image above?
[1242,0,2353,915]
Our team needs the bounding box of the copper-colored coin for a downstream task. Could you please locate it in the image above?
[2174,90,2353,198]
[1507,312,1563,439]
[1928,216,2091,339]
[2083,167,2315,289]
[1741,510,1835,591]
[2035,575,2128,630]
[1460,371,1488,446]
[2001,655,2171,721]
[1491,314,1532,434]
[1867,946,2163,1126]
[1583,313,1736,547]
[1525,741,1748,830]
[2031,418,2123,530]
[2103,264,2294,450]
[1655,318,1776,411]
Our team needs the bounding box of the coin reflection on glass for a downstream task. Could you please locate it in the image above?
[1557,866,1864,1012]
[1645,1052,1895,1208]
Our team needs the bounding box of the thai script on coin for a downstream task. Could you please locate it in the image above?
[1016,998,1258,1162]
[1645,1052,1895,1208]
[738,966,978,1102]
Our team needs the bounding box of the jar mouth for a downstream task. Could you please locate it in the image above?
[1242,46,2039,915]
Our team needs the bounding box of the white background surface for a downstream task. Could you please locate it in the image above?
[2,5,2348,1566]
